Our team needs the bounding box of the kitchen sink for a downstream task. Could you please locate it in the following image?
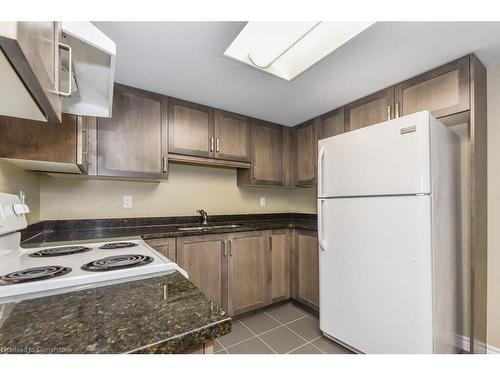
[177,224,243,231]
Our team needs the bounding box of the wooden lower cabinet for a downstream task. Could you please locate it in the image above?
[227,231,268,316]
[176,234,227,308]
[268,229,290,303]
[172,229,319,316]
[179,340,214,354]
[145,238,176,261]
[291,229,319,310]
[172,230,295,317]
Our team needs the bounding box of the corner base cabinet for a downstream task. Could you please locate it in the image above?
[291,229,319,311]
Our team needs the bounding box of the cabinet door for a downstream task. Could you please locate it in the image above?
[0,113,77,163]
[239,119,283,186]
[268,229,290,303]
[176,234,227,308]
[319,108,345,140]
[98,84,168,179]
[227,231,268,316]
[345,87,394,131]
[0,22,61,122]
[294,120,318,186]
[168,98,214,158]
[214,110,250,162]
[293,230,319,310]
[145,238,176,261]
[395,56,470,119]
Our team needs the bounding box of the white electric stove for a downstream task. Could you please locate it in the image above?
[0,192,187,302]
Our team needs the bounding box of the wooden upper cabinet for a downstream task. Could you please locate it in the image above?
[214,110,250,162]
[0,113,90,174]
[345,87,394,131]
[395,56,470,119]
[237,119,283,186]
[227,231,268,316]
[319,108,345,140]
[168,98,214,158]
[294,120,318,187]
[176,234,227,309]
[0,22,61,122]
[97,84,168,179]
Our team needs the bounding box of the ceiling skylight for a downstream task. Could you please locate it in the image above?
[224,22,375,81]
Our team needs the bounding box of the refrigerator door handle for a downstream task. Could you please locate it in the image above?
[318,146,326,197]
[318,199,327,251]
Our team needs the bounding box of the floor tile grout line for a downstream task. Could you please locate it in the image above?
[239,319,278,354]
[263,311,309,327]
[287,303,312,315]
[221,307,318,353]
[285,335,328,354]
[215,337,228,352]
[308,339,328,354]
[218,320,258,350]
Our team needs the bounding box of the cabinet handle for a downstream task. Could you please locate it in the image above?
[222,240,227,257]
[56,42,72,97]
[386,105,392,121]
[268,236,272,251]
[81,129,88,163]
[216,138,220,152]
[252,166,256,180]
[162,157,168,173]
[229,239,232,256]
[313,164,316,181]
[210,137,214,152]
[395,101,400,119]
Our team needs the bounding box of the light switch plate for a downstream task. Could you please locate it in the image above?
[260,197,266,207]
[123,195,133,209]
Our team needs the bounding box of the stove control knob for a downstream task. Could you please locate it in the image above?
[12,203,27,215]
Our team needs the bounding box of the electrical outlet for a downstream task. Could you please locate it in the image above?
[260,197,266,207]
[123,195,133,209]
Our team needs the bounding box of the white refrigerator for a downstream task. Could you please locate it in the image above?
[317,111,461,354]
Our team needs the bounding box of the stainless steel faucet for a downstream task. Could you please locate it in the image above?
[196,209,208,225]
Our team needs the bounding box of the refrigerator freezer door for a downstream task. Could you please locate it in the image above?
[318,196,434,353]
[317,111,431,198]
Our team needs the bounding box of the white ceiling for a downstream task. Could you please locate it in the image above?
[93,21,500,126]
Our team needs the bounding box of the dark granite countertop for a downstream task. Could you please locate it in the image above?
[21,213,317,246]
[0,271,231,354]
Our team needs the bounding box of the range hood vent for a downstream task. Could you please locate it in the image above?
[60,22,116,118]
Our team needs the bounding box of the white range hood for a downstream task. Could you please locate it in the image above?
[60,22,116,118]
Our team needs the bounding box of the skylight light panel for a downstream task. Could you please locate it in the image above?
[224,21,375,81]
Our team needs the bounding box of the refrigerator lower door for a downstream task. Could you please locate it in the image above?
[318,195,434,353]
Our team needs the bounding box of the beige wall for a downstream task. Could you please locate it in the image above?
[0,160,40,223]
[290,187,316,213]
[39,163,294,219]
[487,63,500,349]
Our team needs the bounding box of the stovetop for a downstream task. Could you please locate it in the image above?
[0,239,186,301]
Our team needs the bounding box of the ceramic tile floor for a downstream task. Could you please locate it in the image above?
[214,302,354,354]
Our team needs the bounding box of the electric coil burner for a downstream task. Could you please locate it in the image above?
[0,193,186,301]
[81,254,154,272]
[1,266,72,284]
[29,246,92,257]
[99,242,138,249]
